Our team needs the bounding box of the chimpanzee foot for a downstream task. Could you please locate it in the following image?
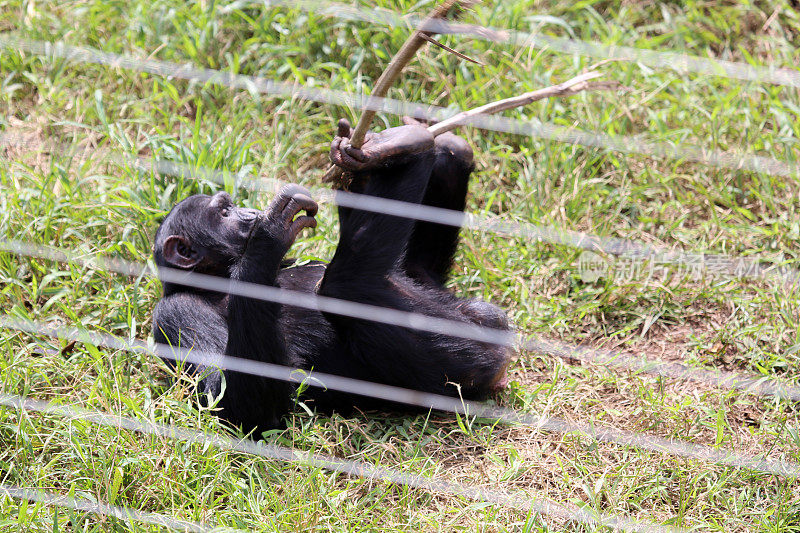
[491,373,510,394]
[459,299,511,395]
[330,121,434,172]
[259,184,318,250]
[434,132,474,167]
[402,116,473,167]
[458,300,509,331]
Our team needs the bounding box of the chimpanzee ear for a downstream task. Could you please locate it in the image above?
[162,235,202,269]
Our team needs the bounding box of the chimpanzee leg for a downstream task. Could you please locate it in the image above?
[401,133,509,344]
[402,132,475,286]
[317,126,510,398]
[316,153,448,393]
[320,150,436,296]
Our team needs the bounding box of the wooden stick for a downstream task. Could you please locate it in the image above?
[416,33,484,65]
[427,71,621,136]
[348,0,464,147]
[322,0,467,184]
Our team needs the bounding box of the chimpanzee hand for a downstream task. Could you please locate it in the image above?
[248,184,317,256]
[330,118,434,172]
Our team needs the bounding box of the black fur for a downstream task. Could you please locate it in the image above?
[152,124,511,434]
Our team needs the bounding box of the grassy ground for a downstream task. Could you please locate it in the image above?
[1,0,799,530]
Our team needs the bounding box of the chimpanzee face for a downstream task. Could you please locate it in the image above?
[155,191,261,272]
[202,191,260,250]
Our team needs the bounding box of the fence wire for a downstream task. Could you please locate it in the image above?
[0,483,216,532]
[3,233,800,405]
[3,306,800,478]
[0,392,681,533]
[144,159,800,286]
[1,36,797,179]
[2,130,798,287]
[234,0,800,88]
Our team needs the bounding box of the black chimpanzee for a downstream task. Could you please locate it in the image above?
[151,118,511,433]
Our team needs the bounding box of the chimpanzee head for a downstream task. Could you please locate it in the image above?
[153,191,259,278]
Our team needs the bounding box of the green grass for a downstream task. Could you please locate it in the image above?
[1,0,800,530]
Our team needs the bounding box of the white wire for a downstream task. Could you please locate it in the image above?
[0,484,218,532]
[526,337,800,402]
[3,310,800,478]
[0,392,681,533]
[143,158,800,286]
[1,36,797,179]
[3,130,797,286]
[2,237,800,403]
[234,0,800,88]
[3,238,800,404]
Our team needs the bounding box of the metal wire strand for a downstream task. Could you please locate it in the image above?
[0,392,681,533]
[1,36,797,180]
[236,0,800,88]
[144,158,800,286]
[2,238,799,405]
[0,484,217,532]
[3,314,800,478]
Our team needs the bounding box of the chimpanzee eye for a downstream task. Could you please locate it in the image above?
[221,207,230,217]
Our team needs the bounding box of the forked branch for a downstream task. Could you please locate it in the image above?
[322,0,470,184]
[428,71,622,136]
[348,0,467,147]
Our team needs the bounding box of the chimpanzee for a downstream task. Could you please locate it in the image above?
[152,118,511,433]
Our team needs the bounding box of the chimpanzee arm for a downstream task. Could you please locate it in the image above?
[153,290,287,433]
[153,293,228,395]
[153,288,289,433]
[221,185,317,432]
[154,185,316,434]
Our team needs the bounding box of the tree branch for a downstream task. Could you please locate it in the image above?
[427,71,622,136]
[322,0,469,184]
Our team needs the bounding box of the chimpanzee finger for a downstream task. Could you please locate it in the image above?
[343,145,367,162]
[289,216,317,239]
[282,193,317,222]
[294,193,318,217]
[332,150,365,171]
[330,137,343,162]
[268,184,313,218]
[337,119,352,138]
